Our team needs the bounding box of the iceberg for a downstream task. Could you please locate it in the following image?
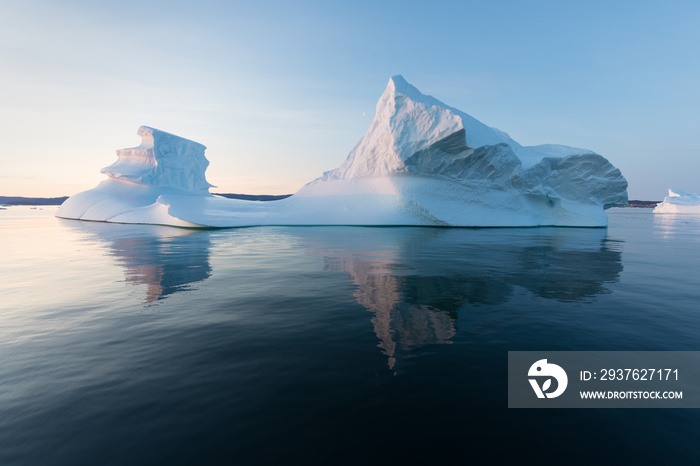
[653,189,700,213]
[57,75,628,227]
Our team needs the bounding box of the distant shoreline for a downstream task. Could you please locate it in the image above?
[0,196,69,206]
[1,193,293,206]
[1,195,657,207]
[622,200,660,208]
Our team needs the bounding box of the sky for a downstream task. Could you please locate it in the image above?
[1,0,698,200]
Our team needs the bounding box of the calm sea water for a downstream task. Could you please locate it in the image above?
[1,206,699,465]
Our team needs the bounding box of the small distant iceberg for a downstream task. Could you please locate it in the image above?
[653,189,700,214]
[57,76,628,227]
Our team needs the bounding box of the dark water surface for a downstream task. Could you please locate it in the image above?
[1,207,699,464]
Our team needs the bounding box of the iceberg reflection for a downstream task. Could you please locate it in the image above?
[56,220,624,368]
[297,227,624,369]
[60,220,212,302]
[653,213,700,242]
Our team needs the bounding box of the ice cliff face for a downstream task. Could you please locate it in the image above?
[102,126,212,193]
[653,189,700,213]
[57,76,628,227]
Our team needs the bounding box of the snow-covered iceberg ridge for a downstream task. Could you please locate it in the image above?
[653,189,700,214]
[57,75,628,227]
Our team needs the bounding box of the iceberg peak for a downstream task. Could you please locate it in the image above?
[386,75,444,107]
[667,188,686,198]
[319,76,467,180]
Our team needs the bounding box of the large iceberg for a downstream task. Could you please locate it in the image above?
[653,189,700,213]
[57,75,628,227]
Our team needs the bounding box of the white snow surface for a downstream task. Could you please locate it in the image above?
[653,189,700,213]
[57,76,628,227]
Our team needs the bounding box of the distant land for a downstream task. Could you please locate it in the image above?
[1,195,656,207]
[623,200,660,208]
[1,194,293,206]
[213,193,292,201]
[1,196,69,206]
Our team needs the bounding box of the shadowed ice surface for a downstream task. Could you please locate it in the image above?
[1,207,699,464]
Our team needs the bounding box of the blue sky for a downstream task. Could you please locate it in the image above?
[1,0,698,199]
